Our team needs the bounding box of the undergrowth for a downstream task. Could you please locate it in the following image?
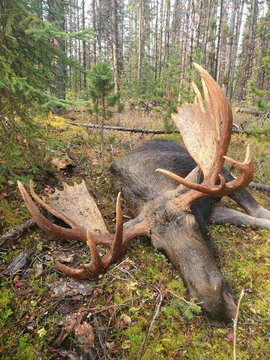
[0,110,269,359]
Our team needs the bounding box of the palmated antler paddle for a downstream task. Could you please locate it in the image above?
[156,63,253,209]
[18,181,149,278]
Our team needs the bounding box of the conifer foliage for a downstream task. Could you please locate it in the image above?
[0,0,91,181]
[88,63,120,172]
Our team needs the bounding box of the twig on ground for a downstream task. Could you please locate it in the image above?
[94,315,108,359]
[109,257,137,280]
[233,289,245,360]
[139,289,163,360]
[167,290,203,306]
[79,296,141,315]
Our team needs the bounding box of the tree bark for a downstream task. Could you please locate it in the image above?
[92,0,97,64]
[158,0,164,79]
[202,0,211,65]
[82,0,86,87]
[229,0,244,101]
[111,0,119,92]
[215,0,224,82]
[138,1,144,79]
[224,0,236,96]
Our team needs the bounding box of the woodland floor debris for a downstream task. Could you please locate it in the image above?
[0,110,270,359]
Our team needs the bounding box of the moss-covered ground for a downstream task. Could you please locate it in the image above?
[0,108,269,359]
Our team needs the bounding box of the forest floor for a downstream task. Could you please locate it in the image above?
[0,107,270,359]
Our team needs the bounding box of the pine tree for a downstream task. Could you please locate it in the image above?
[0,0,93,181]
[88,63,120,172]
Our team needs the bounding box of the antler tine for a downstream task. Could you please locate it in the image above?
[52,231,105,279]
[52,193,127,279]
[222,143,254,194]
[158,144,253,199]
[110,192,124,260]
[156,169,226,195]
[158,64,253,209]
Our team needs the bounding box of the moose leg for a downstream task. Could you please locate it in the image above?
[210,206,270,230]
[221,169,270,220]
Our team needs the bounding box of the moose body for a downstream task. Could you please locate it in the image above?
[110,139,237,323]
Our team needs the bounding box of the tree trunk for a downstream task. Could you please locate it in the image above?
[82,0,86,87]
[190,0,195,66]
[92,0,97,65]
[229,0,244,101]
[158,0,164,78]
[138,1,144,79]
[242,0,258,99]
[171,0,181,45]
[111,0,119,92]
[195,0,202,52]
[47,0,66,100]
[164,0,170,61]
[181,2,190,78]
[101,95,105,172]
[224,0,236,96]
[202,0,211,65]
[215,0,224,82]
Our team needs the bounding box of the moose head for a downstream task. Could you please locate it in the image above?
[18,64,253,325]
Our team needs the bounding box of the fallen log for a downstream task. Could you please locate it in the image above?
[67,122,251,135]
[68,122,170,134]
[248,182,270,192]
[0,219,36,245]
[235,108,269,118]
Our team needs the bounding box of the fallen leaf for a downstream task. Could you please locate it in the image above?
[75,321,94,346]
[37,328,47,337]
[120,314,131,327]
[122,340,131,349]
[55,253,75,263]
[15,281,22,288]
[226,333,234,341]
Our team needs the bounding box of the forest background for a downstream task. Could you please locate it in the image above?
[0,0,270,180]
[1,1,270,359]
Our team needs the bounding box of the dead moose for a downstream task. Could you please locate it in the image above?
[18,64,270,325]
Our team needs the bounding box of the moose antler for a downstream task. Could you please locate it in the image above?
[156,63,253,209]
[18,181,149,278]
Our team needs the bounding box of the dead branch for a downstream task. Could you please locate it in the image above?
[67,122,251,135]
[68,122,170,134]
[0,219,36,245]
[139,291,163,360]
[233,289,245,360]
[248,182,270,192]
[235,108,269,118]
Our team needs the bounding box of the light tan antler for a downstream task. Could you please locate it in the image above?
[18,181,149,278]
[53,193,126,279]
[156,63,253,209]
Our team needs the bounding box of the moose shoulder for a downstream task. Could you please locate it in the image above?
[17,64,270,326]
